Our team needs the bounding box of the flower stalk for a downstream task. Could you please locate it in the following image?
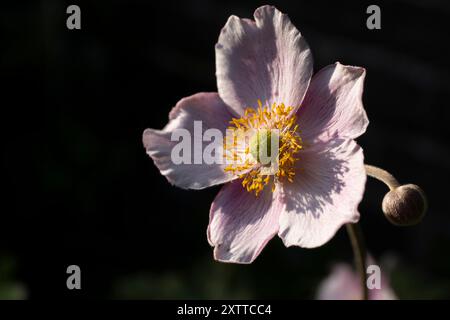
[365,164,400,190]
[346,223,368,300]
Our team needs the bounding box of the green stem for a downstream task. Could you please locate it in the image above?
[346,223,368,300]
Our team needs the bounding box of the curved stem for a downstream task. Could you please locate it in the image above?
[346,223,368,300]
[365,164,400,190]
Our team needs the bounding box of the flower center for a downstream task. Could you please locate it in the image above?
[249,129,279,164]
[224,101,303,196]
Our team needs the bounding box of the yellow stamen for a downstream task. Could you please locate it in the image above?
[223,101,303,196]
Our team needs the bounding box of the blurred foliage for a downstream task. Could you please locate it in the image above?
[113,257,254,299]
[0,255,27,300]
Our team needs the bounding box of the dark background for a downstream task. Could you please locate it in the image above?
[1,0,449,299]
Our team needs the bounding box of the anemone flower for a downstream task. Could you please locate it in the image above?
[143,5,368,263]
[316,259,397,300]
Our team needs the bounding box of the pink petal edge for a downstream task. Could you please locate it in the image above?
[298,62,369,143]
[142,92,236,189]
[278,139,366,248]
[208,180,283,264]
[216,5,313,116]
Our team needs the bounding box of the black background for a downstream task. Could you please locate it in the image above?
[1,0,450,299]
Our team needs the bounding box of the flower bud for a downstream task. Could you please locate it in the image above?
[382,184,427,226]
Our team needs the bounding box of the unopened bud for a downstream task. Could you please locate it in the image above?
[382,184,427,226]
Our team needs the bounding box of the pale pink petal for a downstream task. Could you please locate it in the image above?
[316,264,361,300]
[208,180,283,264]
[371,284,397,300]
[369,262,397,300]
[297,62,368,143]
[216,5,313,116]
[317,258,397,300]
[142,92,235,189]
[278,139,366,248]
[365,256,397,300]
